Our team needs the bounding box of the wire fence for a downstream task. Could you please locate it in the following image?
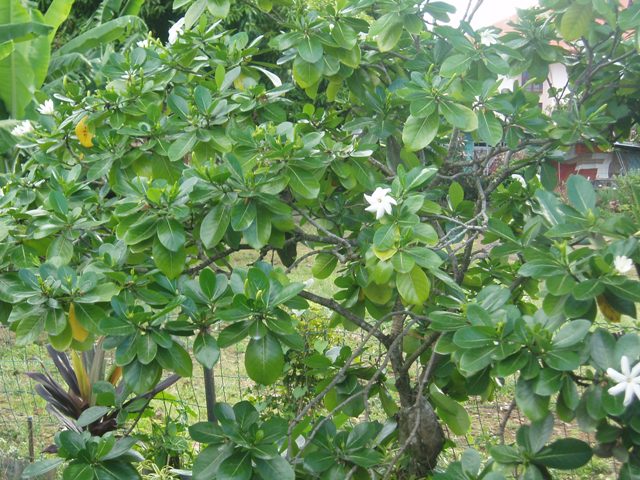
[0,325,619,479]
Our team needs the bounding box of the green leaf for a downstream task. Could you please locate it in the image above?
[49,190,68,215]
[194,85,212,113]
[440,101,478,131]
[533,438,592,469]
[396,266,430,305]
[552,320,591,348]
[207,0,230,17]
[21,459,64,478]
[312,253,338,279]
[245,333,284,385]
[76,406,109,427]
[440,54,472,77]
[489,445,522,464]
[95,461,140,479]
[373,224,398,250]
[157,218,186,252]
[61,462,94,480]
[288,167,320,199]
[231,200,257,231]
[43,0,75,38]
[344,448,385,468]
[516,378,549,421]
[477,109,503,146]
[392,251,416,273]
[331,21,357,49]
[430,385,471,435]
[566,174,596,214]
[255,456,295,480]
[152,237,186,279]
[370,13,403,52]
[136,333,157,364]
[57,16,145,55]
[0,1,51,117]
[157,342,193,377]
[0,22,52,44]
[605,279,640,303]
[218,452,252,480]
[402,113,439,151]
[448,182,464,210]
[297,34,323,63]
[292,57,323,88]
[269,282,304,307]
[218,321,251,347]
[244,208,272,249]
[194,332,220,369]
[193,444,234,480]
[200,203,230,249]
[168,132,197,162]
[560,2,592,41]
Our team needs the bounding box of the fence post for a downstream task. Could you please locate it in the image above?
[203,366,217,423]
[27,417,34,462]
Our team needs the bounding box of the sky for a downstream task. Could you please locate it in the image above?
[445,0,539,28]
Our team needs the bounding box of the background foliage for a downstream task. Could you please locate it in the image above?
[1,0,640,478]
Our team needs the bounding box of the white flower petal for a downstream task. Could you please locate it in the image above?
[624,384,636,406]
[621,356,631,376]
[365,204,378,213]
[609,382,628,396]
[607,368,627,383]
[630,361,640,378]
[633,383,640,403]
[614,255,633,274]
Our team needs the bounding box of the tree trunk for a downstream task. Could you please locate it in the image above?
[398,396,445,477]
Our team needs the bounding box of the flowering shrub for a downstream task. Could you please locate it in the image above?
[1,0,640,478]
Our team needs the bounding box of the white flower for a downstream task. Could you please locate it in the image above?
[137,38,150,48]
[614,255,634,274]
[607,356,640,407]
[11,120,33,137]
[511,174,526,187]
[303,278,315,289]
[168,17,185,45]
[364,187,397,220]
[479,29,499,46]
[291,309,306,317]
[121,69,137,81]
[37,99,55,115]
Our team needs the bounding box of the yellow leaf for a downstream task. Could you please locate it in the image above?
[108,366,122,386]
[68,302,89,342]
[372,246,397,261]
[71,350,91,400]
[75,116,94,148]
[597,295,621,323]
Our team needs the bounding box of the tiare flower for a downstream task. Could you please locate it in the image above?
[37,99,55,115]
[607,356,640,407]
[11,120,34,137]
[614,255,634,274]
[364,187,397,220]
[168,17,185,45]
[137,38,150,48]
[479,29,499,46]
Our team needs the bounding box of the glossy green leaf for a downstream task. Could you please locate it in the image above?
[402,113,439,151]
[245,333,284,385]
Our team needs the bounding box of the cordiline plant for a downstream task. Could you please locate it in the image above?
[1,0,640,478]
[26,343,180,448]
